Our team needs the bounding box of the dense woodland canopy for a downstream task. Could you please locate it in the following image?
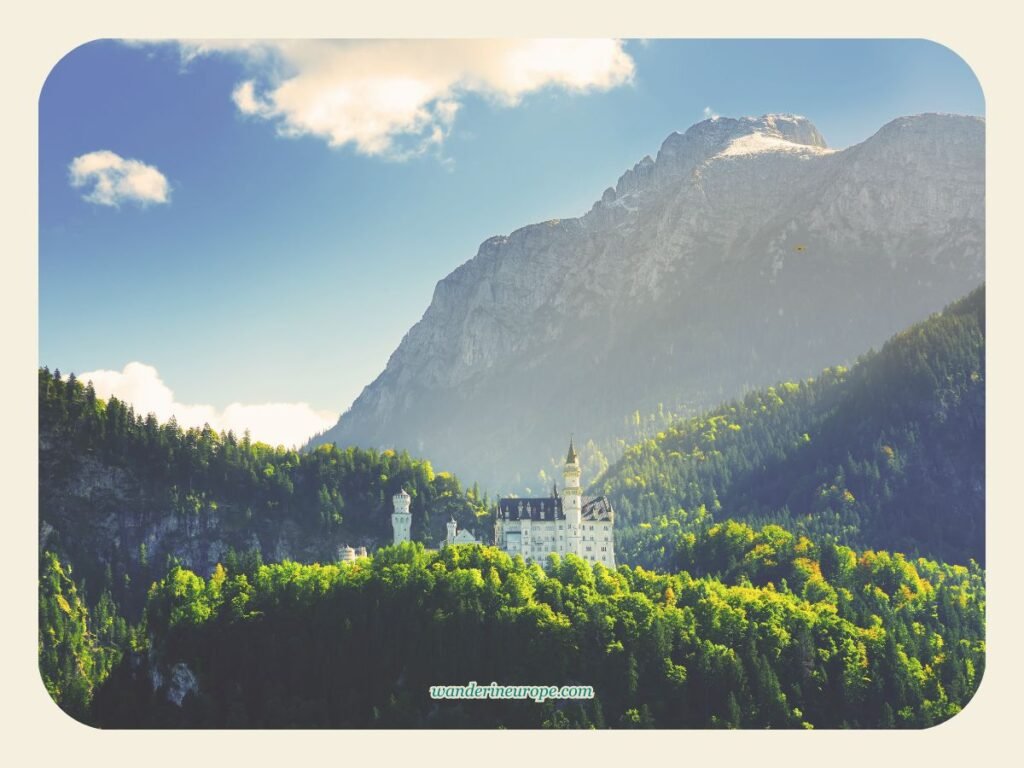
[40,364,494,546]
[38,365,492,722]
[79,534,983,728]
[596,286,985,567]
[38,286,985,728]
[39,365,492,614]
[40,518,985,727]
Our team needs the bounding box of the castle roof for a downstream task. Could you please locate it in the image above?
[497,494,615,522]
[581,496,614,522]
[566,437,578,464]
[497,496,564,521]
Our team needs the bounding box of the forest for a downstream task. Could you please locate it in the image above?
[595,286,985,566]
[45,532,983,728]
[38,364,493,722]
[39,364,493,617]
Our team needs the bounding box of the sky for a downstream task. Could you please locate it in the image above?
[39,38,984,447]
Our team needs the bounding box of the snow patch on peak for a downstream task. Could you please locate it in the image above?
[676,113,828,150]
[716,132,836,158]
[648,114,829,183]
[739,114,828,149]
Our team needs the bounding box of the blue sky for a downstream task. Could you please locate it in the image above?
[39,39,984,446]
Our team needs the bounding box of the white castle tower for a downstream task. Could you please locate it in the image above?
[563,437,583,556]
[446,518,458,547]
[392,488,412,544]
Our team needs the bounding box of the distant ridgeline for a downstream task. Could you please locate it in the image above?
[596,286,985,568]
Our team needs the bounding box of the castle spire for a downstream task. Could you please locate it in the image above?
[562,434,583,555]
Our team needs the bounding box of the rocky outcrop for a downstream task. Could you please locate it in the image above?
[148,659,200,707]
[314,113,984,492]
[38,448,357,616]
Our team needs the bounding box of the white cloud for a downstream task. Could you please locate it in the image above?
[703,106,720,120]
[79,362,337,449]
[68,150,171,207]
[163,39,635,159]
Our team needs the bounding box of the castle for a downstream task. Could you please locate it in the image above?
[391,438,615,568]
[391,486,482,549]
[338,544,368,563]
[494,438,615,568]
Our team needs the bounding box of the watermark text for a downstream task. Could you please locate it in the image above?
[429,681,594,703]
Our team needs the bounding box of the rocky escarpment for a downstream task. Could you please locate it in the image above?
[39,436,356,617]
[314,113,984,492]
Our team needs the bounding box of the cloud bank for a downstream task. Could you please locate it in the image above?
[68,150,171,207]
[167,39,635,158]
[79,362,337,449]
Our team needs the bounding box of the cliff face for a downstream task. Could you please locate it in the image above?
[39,433,329,616]
[38,454,314,575]
[314,113,984,492]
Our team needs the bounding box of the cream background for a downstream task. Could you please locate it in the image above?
[3,2,1020,763]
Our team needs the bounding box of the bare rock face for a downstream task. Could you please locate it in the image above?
[166,663,200,707]
[150,660,200,707]
[313,113,984,492]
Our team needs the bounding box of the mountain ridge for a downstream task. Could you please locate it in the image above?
[603,285,985,567]
[313,112,984,492]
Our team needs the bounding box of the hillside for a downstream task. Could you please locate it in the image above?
[314,113,984,491]
[598,287,985,567]
[39,367,492,619]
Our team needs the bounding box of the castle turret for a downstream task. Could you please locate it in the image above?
[446,517,458,547]
[392,488,412,545]
[563,437,582,556]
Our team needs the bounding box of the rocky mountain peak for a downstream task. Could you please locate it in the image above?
[671,113,827,152]
[314,112,984,492]
[659,113,827,161]
[610,114,828,199]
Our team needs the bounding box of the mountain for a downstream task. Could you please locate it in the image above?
[313,113,984,492]
[601,286,985,567]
